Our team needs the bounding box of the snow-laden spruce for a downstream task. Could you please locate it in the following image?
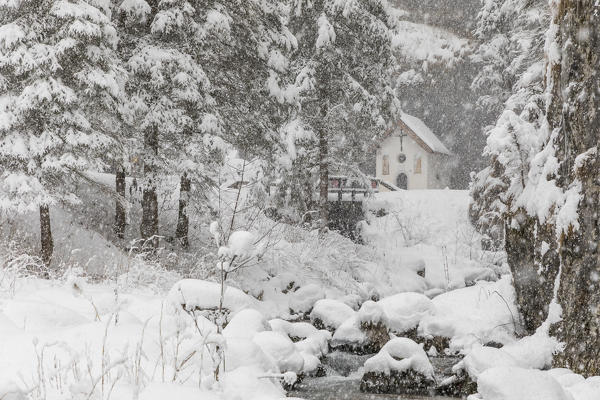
[0,0,125,265]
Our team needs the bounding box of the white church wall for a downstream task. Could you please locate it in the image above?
[376,134,429,190]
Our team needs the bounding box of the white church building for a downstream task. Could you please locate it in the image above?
[375,113,453,190]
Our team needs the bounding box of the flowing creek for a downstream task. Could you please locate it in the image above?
[289,351,460,400]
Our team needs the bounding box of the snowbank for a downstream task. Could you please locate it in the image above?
[474,367,570,400]
[363,189,501,292]
[418,275,519,352]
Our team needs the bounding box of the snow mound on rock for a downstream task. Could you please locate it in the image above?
[288,284,325,313]
[457,331,560,380]
[364,337,434,379]
[375,292,434,333]
[252,331,305,374]
[167,279,258,313]
[332,315,367,346]
[223,309,270,340]
[418,275,518,351]
[310,299,355,330]
[269,318,319,339]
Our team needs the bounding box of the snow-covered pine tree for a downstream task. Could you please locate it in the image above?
[472,0,600,371]
[120,0,218,248]
[0,0,124,267]
[194,1,293,153]
[272,0,401,228]
[468,0,554,332]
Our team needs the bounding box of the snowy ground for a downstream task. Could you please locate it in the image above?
[0,189,598,400]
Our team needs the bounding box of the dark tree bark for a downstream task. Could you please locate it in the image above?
[318,125,329,232]
[114,166,126,239]
[140,127,159,248]
[317,74,330,233]
[39,204,53,275]
[506,214,560,333]
[175,173,190,248]
[545,0,600,376]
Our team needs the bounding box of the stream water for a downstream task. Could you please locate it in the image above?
[288,351,460,400]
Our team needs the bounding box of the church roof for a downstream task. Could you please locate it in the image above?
[397,113,452,155]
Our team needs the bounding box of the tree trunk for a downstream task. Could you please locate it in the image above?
[545,0,600,375]
[39,204,53,276]
[505,214,560,333]
[318,125,328,233]
[140,127,159,248]
[114,166,126,239]
[175,173,190,248]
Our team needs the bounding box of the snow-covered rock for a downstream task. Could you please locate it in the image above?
[457,332,560,381]
[309,299,355,330]
[252,331,305,374]
[268,318,331,374]
[223,309,270,340]
[374,292,434,334]
[167,279,258,313]
[331,315,368,348]
[361,337,435,395]
[288,284,325,314]
[269,318,320,340]
[418,276,519,352]
[364,337,434,378]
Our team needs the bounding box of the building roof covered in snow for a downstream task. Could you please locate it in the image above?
[392,113,452,156]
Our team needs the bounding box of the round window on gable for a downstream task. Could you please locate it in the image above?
[398,153,406,163]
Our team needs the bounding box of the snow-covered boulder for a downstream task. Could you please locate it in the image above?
[269,318,321,341]
[268,318,331,375]
[223,309,270,340]
[459,346,520,379]
[252,331,305,375]
[474,367,571,400]
[331,315,369,352]
[330,292,434,354]
[167,279,258,315]
[456,332,560,382]
[224,337,278,373]
[418,276,519,352]
[309,299,355,331]
[288,284,325,314]
[356,300,391,352]
[360,337,435,395]
[377,292,435,335]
